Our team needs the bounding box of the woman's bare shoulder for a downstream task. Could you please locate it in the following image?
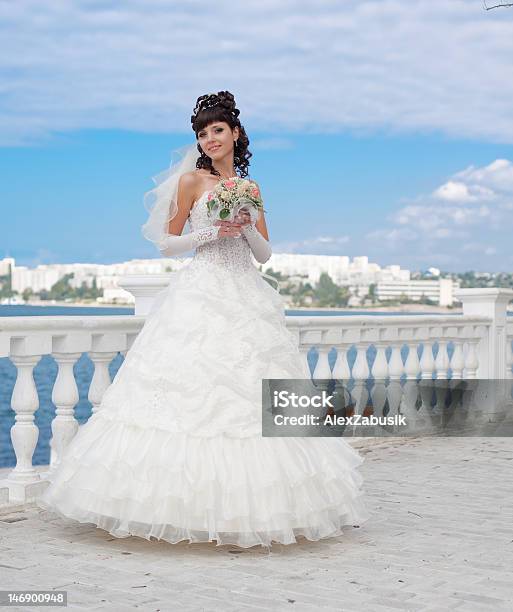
[180,169,212,186]
[179,171,203,194]
[179,170,213,204]
[179,170,202,185]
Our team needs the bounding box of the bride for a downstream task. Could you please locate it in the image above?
[37,90,371,548]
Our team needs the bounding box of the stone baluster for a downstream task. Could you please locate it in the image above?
[404,339,421,380]
[8,355,42,491]
[434,336,449,380]
[401,336,421,431]
[332,338,351,415]
[450,337,465,380]
[50,352,81,469]
[351,342,370,419]
[332,342,351,381]
[370,341,388,421]
[312,332,332,381]
[89,352,118,414]
[311,331,333,414]
[418,342,434,423]
[419,340,435,380]
[48,329,92,468]
[6,333,51,502]
[88,332,128,414]
[433,336,449,412]
[386,343,404,420]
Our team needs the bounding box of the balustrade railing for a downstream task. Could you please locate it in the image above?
[0,282,512,507]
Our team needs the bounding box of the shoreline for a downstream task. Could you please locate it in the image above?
[5,301,133,309]
[5,301,513,315]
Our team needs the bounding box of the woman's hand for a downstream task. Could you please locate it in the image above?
[213,209,253,238]
[233,210,252,226]
[214,218,243,238]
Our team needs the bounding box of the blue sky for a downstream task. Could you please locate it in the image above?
[2,1,513,273]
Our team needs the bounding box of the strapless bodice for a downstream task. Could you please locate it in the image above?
[188,191,255,272]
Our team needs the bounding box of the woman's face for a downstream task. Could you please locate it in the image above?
[197,121,239,162]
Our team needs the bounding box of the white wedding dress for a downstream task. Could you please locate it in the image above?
[38,191,371,548]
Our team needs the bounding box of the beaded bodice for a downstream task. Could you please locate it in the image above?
[188,191,254,271]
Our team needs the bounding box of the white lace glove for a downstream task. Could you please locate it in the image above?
[241,223,272,264]
[157,226,220,257]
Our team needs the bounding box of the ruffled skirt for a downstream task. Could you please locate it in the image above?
[38,259,371,547]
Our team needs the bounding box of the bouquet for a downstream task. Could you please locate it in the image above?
[206,177,265,223]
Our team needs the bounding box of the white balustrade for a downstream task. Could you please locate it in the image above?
[0,284,512,508]
[0,315,143,503]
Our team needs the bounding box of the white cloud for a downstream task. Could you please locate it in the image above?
[365,158,513,269]
[433,181,472,203]
[365,227,418,245]
[273,234,349,254]
[312,236,350,245]
[462,243,497,255]
[455,159,513,191]
[251,137,295,150]
[432,227,454,239]
[432,181,496,204]
[3,1,513,145]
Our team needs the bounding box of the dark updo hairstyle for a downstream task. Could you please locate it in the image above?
[191,90,252,178]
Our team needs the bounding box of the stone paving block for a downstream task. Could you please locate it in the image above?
[240,583,347,609]
[368,597,430,611]
[1,436,512,611]
[448,590,513,607]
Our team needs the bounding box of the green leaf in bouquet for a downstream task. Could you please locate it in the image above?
[219,208,231,220]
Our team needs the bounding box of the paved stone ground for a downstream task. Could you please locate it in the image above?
[1,436,512,612]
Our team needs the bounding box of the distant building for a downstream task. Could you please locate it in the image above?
[11,265,60,293]
[265,253,350,284]
[266,253,410,286]
[1,254,457,307]
[376,278,459,306]
[4,256,185,297]
[0,257,15,276]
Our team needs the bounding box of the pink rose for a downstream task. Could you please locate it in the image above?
[251,187,260,197]
[207,193,214,201]
[224,180,236,189]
